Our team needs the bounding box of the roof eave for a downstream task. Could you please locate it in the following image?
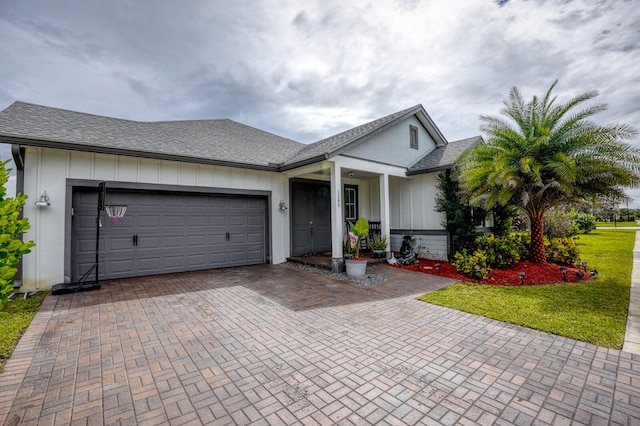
[415,107,448,147]
[406,164,453,176]
[277,153,330,172]
[0,134,280,173]
[323,105,427,159]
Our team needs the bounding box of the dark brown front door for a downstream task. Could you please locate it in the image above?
[291,181,331,256]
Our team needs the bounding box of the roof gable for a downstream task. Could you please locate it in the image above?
[279,104,448,169]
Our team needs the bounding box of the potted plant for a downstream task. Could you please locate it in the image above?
[343,238,353,259]
[369,234,389,258]
[345,217,369,277]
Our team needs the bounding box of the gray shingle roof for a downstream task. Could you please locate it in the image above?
[0,102,305,169]
[407,136,482,175]
[0,101,470,174]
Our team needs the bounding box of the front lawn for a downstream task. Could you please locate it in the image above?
[596,221,638,227]
[0,292,48,373]
[418,230,636,348]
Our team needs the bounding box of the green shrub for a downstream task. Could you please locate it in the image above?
[543,208,579,238]
[545,237,580,265]
[569,209,596,234]
[453,249,491,278]
[0,160,35,308]
[475,233,523,268]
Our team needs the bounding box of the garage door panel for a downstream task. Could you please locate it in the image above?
[139,236,162,249]
[186,254,209,267]
[107,236,134,251]
[247,215,263,226]
[72,189,266,281]
[137,257,162,272]
[109,258,135,274]
[76,238,97,255]
[187,235,208,247]
[228,233,246,243]
[164,254,187,268]
[188,215,208,227]
[163,215,185,227]
[228,216,246,226]
[247,232,264,243]
[227,198,246,208]
[209,253,227,265]
[163,235,185,248]
[228,249,248,262]
[247,249,265,262]
[138,215,162,227]
[77,215,97,230]
[209,215,226,226]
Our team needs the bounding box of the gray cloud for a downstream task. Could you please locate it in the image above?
[1,0,639,199]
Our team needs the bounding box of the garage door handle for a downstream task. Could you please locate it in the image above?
[225,232,230,241]
[132,235,138,246]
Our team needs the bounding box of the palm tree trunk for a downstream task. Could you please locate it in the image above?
[529,213,546,263]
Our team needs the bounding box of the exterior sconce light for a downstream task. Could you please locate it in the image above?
[518,271,525,285]
[278,201,288,211]
[348,171,355,178]
[35,191,51,207]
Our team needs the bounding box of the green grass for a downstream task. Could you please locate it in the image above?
[596,221,638,227]
[0,292,48,373]
[419,230,636,348]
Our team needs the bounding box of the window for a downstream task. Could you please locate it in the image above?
[410,125,418,149]
[344,185,358,222]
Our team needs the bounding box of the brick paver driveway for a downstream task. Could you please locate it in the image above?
[1,264,640,425]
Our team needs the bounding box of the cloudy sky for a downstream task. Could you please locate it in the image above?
[1,0,639,201]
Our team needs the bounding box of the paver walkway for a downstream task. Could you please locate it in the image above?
[1,263,640,425]
[623,231,640,354]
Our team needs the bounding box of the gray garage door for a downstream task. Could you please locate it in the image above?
[71,189,267,281]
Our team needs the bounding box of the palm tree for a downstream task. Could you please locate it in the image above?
[457,80,640,263]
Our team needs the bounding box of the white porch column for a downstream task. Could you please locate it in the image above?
[330,161,344,272]
[379,173,391,254]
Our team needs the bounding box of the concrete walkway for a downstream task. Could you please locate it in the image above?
[623,231,640,354]
[1,263,640,425]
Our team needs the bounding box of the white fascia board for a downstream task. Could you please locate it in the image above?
[332,155,407,178]
[282,161,331,178]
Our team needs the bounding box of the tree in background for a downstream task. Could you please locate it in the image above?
[457,81,640,263]
[0,160,34,308]
[435,169,486,254]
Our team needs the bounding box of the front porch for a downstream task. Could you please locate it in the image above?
[287,252,389,271]
[285,156,405,272]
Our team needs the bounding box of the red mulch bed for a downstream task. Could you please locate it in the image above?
[387,258,591,286]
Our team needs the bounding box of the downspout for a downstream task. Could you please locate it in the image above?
[11,144,25,289]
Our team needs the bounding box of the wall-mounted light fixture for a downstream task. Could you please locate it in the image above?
[279,201,288,211]
[348,171,355,178]
[35,191,51,207]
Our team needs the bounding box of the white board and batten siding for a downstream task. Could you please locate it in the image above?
[388,172,449,260]
[21,147,290,290]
